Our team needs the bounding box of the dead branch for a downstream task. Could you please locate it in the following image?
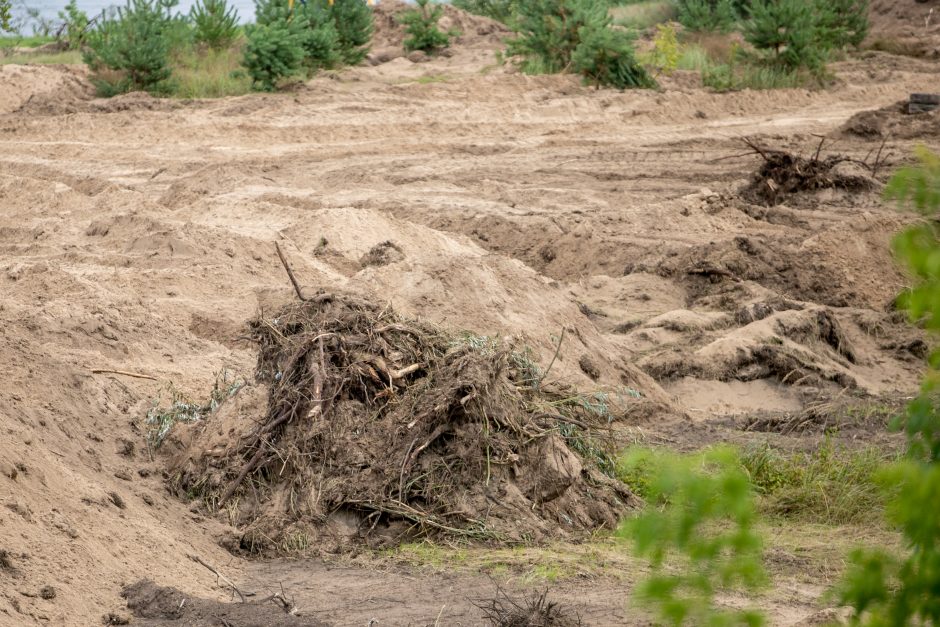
[186,553,246,603]
[91,369,157,381]
[275,241,306,302]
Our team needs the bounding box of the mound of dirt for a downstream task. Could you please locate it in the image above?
[369,0,510,61]
[867,0,940,57]
[170,294,637,554]
[0,64,93,115]
[840,99,940,139]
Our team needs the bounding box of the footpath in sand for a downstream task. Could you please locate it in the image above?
[2,2,940,624]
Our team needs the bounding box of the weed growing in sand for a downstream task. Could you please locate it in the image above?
[145,370,244,449]
[398,0,456,55]
[837,149,940,625]
[620,446,767,626]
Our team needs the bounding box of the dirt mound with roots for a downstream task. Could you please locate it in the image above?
[170,294,637,555]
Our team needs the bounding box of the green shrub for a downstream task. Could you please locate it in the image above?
[190,0,239,50]
[83,0,174,94]
[639,23,681,76]
[743,0,824,72]
[837,148,940,625]
[252,0,340,79]
[676,0,737,33]
[571,24,656,90]
[450,0,518,24]
[58,0,90,49]
[399,0,454,54]
[620,446,767,626]
[243,18,303,91]
[814,0,869,51]
[326,0,372,65]
[506,0,654,89]
[0,0,11,33]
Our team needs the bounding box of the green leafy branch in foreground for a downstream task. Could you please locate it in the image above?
[837,147,940,626]
[619,446,767,626]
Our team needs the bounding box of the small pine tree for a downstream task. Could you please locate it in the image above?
[243,19,304,91]
[399,0,454,54]
[190,0,239,50]
[677,0,737,33]
[451,0,518,24]
[83,0,174,94]
[814,0,869,51]
[254,0,340,71]
[323,0,372,66]
[507,0,654,89]
[58,0,90,50]
[296,3,341,70]
[572,25,656,90]
[743,0,824,72]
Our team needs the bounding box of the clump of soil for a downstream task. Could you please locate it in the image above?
[359,240,405,266]
[121,581,322,626]
[741,140,877,206]
[841,99,940,139]
[171,293,636,554]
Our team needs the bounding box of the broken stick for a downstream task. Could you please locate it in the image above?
[91,369,157,381]
[275,241,306,302]
[186,553,246,603]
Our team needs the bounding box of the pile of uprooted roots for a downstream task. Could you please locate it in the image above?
[171,293,637,554]
[740,137,881,206]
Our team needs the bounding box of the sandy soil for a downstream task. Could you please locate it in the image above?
[2,2,940,625]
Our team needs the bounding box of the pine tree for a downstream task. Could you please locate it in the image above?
[814,0,869,51]
[743,0,824,72]
[83,0,174,94]
[677,0,737,33]
[398,0,454,54]
[190,0,239,50]
[243,19,304,91]
[507,0,654,89]
[450,0,518,24]
[323,0,372,66]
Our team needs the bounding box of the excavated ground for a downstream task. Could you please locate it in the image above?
[2,2,940,623]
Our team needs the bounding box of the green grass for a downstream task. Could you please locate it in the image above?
[741,440,895,526]
[0,35,55,49]
[676,44,710,72]
[0,50,83,65]
[610,1,677,30]
[169,46,252,99]
[619,441,895,526]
